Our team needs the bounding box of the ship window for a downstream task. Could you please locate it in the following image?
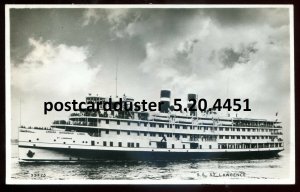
[247,136,250,139]
[73,140,75,143]
[144,123,147,127]
[248,129,250,132]
[175,125,179,129]
[117,130,120,135]
[118,142,122,147]
[159,133,163,137]
[36,138,39,141]
[204,127,208,130]
[110,142,113,147]
[29,140,31,142]
[257,136,259,139]
[150,123,156,127]
[54,139,56,142]
[237,128,240,131]
[183,135,187,138]
[231,136,235,139]
[219,135,223,139]
[106,130,109,134]
[225,128,229,131]
[103,141,107,146]
[242,129,245,132]
[106,120,109,124]
[127,131,130,135]
[97,142,99,144]
[209,145,212,149]
[82,141,84,143]
[237,136,240,139]
[137,122,140,126]
[63,142,66,144]
[170,125,172,128]
[144,132,147,136]
[183,144,185,149]
[159,124,164,128]
[225,135,229,139]
[252,136,255,139]
[136,143,140,148]
[219,127,223,131]
[172,144,175,149]
[137,132,140,136]
[131,143,134,147]
[127,122,130,126]
[127,142,130,147]
[242,136,246,139]
[117,120,120,125]
[199,145,202,149]
[183,125,187,129]
[150,133,156,137]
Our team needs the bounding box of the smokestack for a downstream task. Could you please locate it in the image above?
[160,90,171,113]
[187,93,197,116]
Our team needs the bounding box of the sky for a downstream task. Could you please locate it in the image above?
[9,8,292,144]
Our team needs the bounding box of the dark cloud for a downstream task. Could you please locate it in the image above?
[218,42,258,68]
[206,8,289,28]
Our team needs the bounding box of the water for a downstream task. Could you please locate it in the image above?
[10,144,290,181]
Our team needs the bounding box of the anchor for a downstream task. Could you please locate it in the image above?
[26,150,35,158]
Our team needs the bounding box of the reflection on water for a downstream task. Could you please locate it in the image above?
[11,144,290,180]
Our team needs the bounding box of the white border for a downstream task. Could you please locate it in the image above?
[5,4,295,185]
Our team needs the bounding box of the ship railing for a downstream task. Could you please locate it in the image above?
[24,126,52,130]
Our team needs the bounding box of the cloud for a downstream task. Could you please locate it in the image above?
[11,38,101,128]
[82,9,141,38]
[12,38,101,98]
[82,9,102,26]
[218,42,258,68]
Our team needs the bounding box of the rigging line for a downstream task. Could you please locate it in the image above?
[116,56,118,98]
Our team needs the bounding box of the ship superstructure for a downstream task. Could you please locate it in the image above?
[18,90,284,161]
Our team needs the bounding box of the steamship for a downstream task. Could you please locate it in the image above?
[18,90,284,161]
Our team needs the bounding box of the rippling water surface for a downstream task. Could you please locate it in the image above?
[11,144,290,181]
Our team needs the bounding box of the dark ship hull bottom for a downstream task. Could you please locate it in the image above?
[19,146,283,162]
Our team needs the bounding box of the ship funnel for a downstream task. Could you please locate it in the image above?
[187,93,197,116]
[160,90,171,113]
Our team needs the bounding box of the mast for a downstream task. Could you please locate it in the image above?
[19,98,21,127]
[116,60,118,97]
